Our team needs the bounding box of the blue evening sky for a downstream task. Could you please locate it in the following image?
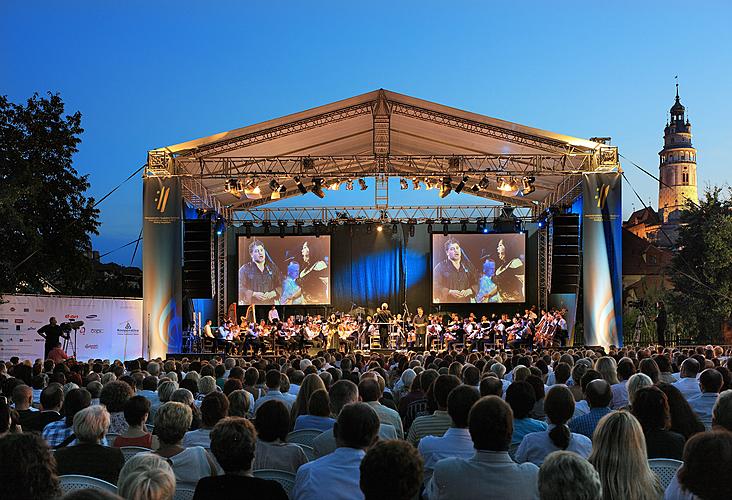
[2,0,731,267]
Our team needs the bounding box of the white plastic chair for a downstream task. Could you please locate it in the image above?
[120,446,152,462]
[253,469,296,497]
[286,429,322,448]
[648,458,683,491]
[297,443,316,462]
[174,486,197,500]
[58,475,118,495]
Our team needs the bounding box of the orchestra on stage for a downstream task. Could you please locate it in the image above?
[194,304,570,356]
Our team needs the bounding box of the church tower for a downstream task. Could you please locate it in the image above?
[658,85,698,223]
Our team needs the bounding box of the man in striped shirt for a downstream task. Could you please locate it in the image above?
[407,375,460,446]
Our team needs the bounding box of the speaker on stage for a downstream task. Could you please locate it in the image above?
[183,219,213,298]
[550,214,580,294]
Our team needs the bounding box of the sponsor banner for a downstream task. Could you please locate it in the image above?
[0,295,143,361]
[582,173,623,348]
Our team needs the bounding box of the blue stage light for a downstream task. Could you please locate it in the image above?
[482,227,489,233]
[538,221,544,228]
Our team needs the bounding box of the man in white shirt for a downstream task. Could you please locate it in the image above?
[268,305,280,324]
[673,358,702,400]
[253,370,294,414]
[313,380,397,458]
[688,368,722,429]
[425,396,539,500]
[359,378,403,439]
[419,385,480,483]
[293,402,380,500]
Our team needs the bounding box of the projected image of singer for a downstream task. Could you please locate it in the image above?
[239,239,282,305]
[433,237,478,303]
[298,241,328,304]
[493,237,525,302]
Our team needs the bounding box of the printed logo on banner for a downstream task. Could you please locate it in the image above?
[89,329,103,334]
[86,314,98,319]
[36,309,44,313]
[84,344,98,350]
[64,314,79,320]
[23,308,29,312]
[9,308,15,312]
[117,321,140,335]
[14,319,23,324]
[156,187,171,212]
[30,320,42,324]
[0,319,8,323]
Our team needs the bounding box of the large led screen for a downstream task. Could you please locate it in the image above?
[238,236,331,305]
[432,233,526,303]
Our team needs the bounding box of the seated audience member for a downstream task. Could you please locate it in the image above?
[101,380,135,435]
[657,382,706,440]
[612,358,635,409]
[419,385,480,482]
[12,384,38,429]
[113,395,158,449]
[42,387,91,448]
[687,368,723,429]
[569,363,589,402]
[665,431,732,500]
[294,389,336,431]
[254,370,295,413]
[312,380,397,458]
[673,359,702,400]
[639,358,661,384]
[360,440,424,500]
[407,374,460,446]
[183,391,229,448]
[595,357,622,409]
[506,381,548,446]
[568,380,613,439]
[573,370,603,418]
[516,385,592,466]
[398,371,424,417]
[404,370,439,431]
[480,376,504,397]
[290,373,327,425]
[117,452,175,500]
[588,411,662,500]
[227,388,253,418]
[425,396,539,500]
[293,402,380,500]
[527,375,547,421]
[193,417,288,499]
[712,389,732,431]
[0,433,61,500]
[631,386,685,460]
[360,377,404,439]
[55,405,125,484]
[538,451,602,500]
[26,383,64,432]
[0,399,19,436]
[626,373,654,409]
[154,401,218,488]
[170,387,202,430]
[252,399,308,473]
[87,380,103,405]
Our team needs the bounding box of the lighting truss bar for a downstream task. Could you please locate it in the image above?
[231,205,535,225]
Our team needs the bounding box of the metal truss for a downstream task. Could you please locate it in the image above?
[216,231,226,321]
[538,225,548,311]
[231,205,535,224]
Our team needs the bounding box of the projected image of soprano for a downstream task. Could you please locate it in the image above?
[493,237,525,302]
[280,257,304,305]
[238,239,282,305]
[298,240,329,304]
[433,237,478,303]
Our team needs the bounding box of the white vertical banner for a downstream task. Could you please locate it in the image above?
[0,295,143,361]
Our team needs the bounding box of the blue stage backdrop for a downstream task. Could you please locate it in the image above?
[582,172,623,348]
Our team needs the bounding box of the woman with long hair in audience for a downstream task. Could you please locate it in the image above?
[631,386,684,460]
[0,432,60,500]
[656,382,705,440]
[294,389,336,432]
[665,431,732,500]
[154,402,219,489]
[289,372,327,427]
[253,399,308,473]
[638,358,661,384]
[588,411,662,500]
[516,385,592,466]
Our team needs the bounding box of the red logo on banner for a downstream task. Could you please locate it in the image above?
[14,319,23,324]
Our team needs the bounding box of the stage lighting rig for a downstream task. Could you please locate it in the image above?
[327,180,341,191]
[460,218,468,233]
[476,218,485,233]
[408,220,416,237]
[479,176,491,190]
[311,178,326,199]
[426,219,434,234]
[439,177,452,199]
[244,221,253,238]
[262,220,271,234]
[278,220,287,238]
[454,175,468,194]
[442,218,450,236]
[497,177,518,193]
[215,216,226,236]
[345,179,354,190]
[391,220,398,233]
[376,224,383,232]
[412,178,421,190]
[294,176,308,194]
[296,220,303,235]
[400,178,409,190]
[358,178,368,190]
[302,157,315,171]
[521,176,536,195]
[314,220,324,237]
[224,178,241,198]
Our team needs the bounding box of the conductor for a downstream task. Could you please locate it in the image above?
[37,317,68,359]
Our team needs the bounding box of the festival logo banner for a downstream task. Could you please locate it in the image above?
[582,173,622,348]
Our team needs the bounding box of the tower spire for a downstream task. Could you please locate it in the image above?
[675,75,679,101]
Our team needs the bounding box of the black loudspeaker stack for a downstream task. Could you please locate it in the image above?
[183,219,213,298]
[550,214,580,294]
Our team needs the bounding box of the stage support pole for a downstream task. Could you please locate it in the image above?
[143,175,183,358]
[582,173,622,348]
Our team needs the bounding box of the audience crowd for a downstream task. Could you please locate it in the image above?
[0,344,731,499]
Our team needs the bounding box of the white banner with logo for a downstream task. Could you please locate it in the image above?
[0,295,143,361]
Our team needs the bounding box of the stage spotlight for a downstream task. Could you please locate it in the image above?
[269,179,281,192]
[358,178,368,190]
[409,223,415,237]
[439,177,452,199]
[448,157,461,170]
[294,176,308,194]
[470,183,481,193]
[538,220,544,228]
[327,180,341,191]
[366,222,373,234]
[460,218,468,233]
[215,217,226,236]
[392,221,398,233]
[269,179,286,200]
[224,179,241,198]
[455,176,468,194]
[296,220,303,235]
[263,221,271,235]
[376,224,383,232]
[521,176,536,195]
[244,221,252,238]
[476,218,484,233]
[497,177,517,193]
[400,178,409,190]
[311,178,325,199]
[302,157,315,171]
[426,219,434,234]
[479,176,491,190]
[442,218,449,236]
[412,178,421,190]
[278,220,287,238]
[314,221,323,238]
[345,179,354,190]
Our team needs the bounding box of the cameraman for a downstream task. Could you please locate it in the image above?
[36,317,68,359]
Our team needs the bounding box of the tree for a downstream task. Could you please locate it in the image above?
[668,187,732,343]
[0,93,99,293]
